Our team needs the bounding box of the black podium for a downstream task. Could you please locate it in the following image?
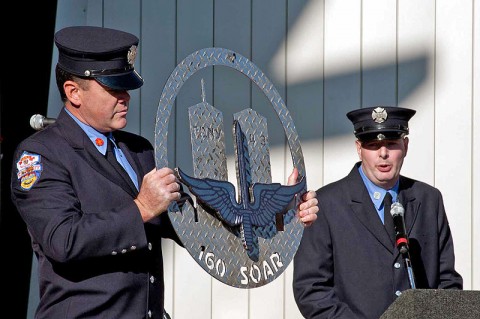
[380,289,480,319]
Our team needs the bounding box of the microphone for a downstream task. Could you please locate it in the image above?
[391,201,416,289]
[30,114,56,131]
[390,201,409,254]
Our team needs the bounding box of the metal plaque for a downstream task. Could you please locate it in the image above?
[155,48,306,288]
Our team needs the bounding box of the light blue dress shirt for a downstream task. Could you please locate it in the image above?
[358,165,398,224]
[65,108,139,190]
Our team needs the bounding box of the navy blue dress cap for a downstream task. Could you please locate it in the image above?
[346,106,416,141]
[54,26,143,90]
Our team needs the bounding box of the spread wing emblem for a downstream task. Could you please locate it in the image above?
[175,167,306,260]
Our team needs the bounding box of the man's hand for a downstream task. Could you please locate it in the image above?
[287,167,318,227]
[134,167,181,222]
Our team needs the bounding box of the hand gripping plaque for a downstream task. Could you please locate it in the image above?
[155,48,306,288]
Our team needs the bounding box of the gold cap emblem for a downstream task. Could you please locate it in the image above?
[372,107,387,123]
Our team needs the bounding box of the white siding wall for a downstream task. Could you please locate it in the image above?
[36,0,478,318]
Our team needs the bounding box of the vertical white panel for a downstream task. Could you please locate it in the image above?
[103,0,142,135]
[473,0,480,291]
[435,0,473,288]
[211,1,251,319]
[283,0,325,318]
[47,0,90,118]
[251,1,288,318]
[283,0,325,193]
[362,0,397,106]
[323,0,362,184]
[398,0,436,185]
[141,1,178,315]
[175,1,215,318]
[141,1,177,144]
[85,0,103,26]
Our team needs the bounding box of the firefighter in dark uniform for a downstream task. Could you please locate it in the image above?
[11,26,319,319]
[293,106,463,319]
[10,26,183,319]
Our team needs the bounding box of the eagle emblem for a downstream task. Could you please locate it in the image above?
[175,120,306,261]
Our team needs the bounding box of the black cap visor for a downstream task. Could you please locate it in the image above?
[356,129,406,142]
[95,70,144,91]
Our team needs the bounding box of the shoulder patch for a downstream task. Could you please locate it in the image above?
[16,151,43,191]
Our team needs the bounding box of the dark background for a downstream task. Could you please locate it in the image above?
[0,2,57,317]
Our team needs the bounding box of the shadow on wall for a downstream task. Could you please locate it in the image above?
[170,53,428,159]
[287,54,428,143]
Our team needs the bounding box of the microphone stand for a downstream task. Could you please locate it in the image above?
[396,238,416,289]
[401,250,416,289]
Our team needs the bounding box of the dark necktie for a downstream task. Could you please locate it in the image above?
[383,192,395,244]
[105,138,137,191]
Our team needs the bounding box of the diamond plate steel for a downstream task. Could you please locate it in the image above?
[234,109,272,184]
[188,102,228,180]
[155,48,306,288]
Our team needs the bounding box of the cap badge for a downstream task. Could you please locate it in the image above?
[372,107,388,123]
[377,133,386,140]
[127,45,137,65]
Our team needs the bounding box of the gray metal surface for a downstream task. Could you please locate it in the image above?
[155,48,306,288]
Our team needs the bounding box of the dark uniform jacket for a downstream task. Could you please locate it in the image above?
[293,162,463,319]
[11,108,181,319]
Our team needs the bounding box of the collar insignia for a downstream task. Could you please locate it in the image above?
[95,138,104,146]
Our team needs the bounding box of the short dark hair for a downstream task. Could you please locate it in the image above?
[55,64,89,102]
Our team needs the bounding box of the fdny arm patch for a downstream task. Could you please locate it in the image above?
[16,151,43,191]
